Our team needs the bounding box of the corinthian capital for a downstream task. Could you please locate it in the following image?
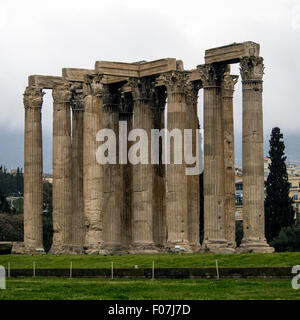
[157,71,190,93]
[52,83,72,104]
[84,74,104,97]
[186,81,202,104]
[197,63,227,87]
[128,77,154,100]
[23,86,45,109]
[222,71,239,96]
[70,83,84,111]
[240,56,264,81]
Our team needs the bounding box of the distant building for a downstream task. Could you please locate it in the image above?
[235,165,242,177]
[235,177,243,205]
[235,160,300,223]
[287,164,300,177]
[288,175,300,219]
[43,174,53,184]
[264,157,271,181]
[235,205,243,221]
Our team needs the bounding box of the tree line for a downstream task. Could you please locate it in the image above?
[0,168,53,251]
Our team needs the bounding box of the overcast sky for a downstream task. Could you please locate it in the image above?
[0,0,300,170]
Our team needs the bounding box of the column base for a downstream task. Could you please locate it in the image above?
[71,245,84,254]
[227,241,237,249]
[202,240,236,254]
[189,242,202,253]
[236,238,275,254]
[49,244,74,255]
[83,244,102,255]
[102,242,127,254]
[129,241,161,254]
[13,242,45,254]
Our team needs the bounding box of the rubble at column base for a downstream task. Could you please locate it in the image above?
[49,244,74,255]
[236,240,275,254]
[202,241,236,254]
[129,242,161,254]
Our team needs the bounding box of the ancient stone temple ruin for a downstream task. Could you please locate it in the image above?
[18,42,274,254]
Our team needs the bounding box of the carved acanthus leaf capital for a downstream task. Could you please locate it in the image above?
[186,81,202,104]
[157,71,190,93]
[23,86,45,109]
[119,90,133,115]
[128,77,154,100]
[84,74,104,97]
[240,56,264,82]
[69,82,84,111]
[52,83,72,104]
[222,72,239,94]
[197,63,227,87]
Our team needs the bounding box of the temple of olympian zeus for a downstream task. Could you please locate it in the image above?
[16,41,274,254]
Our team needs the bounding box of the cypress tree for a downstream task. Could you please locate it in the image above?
[265,127,294,242]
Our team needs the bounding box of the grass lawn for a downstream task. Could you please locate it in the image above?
[0,278,299,300]
[0,252,299,269]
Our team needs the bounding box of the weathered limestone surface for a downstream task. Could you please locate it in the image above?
[238,57,274,253]
[160,71,192,252]
[83,75,104,254]
[152,86,167,249]
[50,83,73,254]
[62,68,94,82]
[205,41,260,64]
[23,86,44,253]
[101,84,123,253]
[186,81,201,252]
[95,58,177,78]
[129,77,159,253]
[71,84,85,253]
[28,75,62,89]
[222,69,238,248]
[198,64,234,253]
[119,92,133,248]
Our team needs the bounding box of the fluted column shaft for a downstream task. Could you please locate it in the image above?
[119,92,133,248]
[186,81,201,251]
[129,78,158,252]
[71,87,85,252]
[102,85,122,252]
[83,75,104,254]
[161,71,191,251]
[23,86,44,252]
[239,56,274,253]
[152,86,167,248]
[198,64,233,253]
[222,72,238,248]
[51,83,73,254]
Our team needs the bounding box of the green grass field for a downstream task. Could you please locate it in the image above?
[0,278,299,300]
[0,252,300,269]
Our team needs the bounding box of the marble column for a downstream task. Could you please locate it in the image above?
[23,86,44,253]
[50,83,73,254]
[83,75,104,254]
[71,85,85,253]
[198,64,234,253]
[160,71,192,252]
[101,84,122,253]
[239,56,274,253]
[119,91,133,248]
[152,86,167,249]
[129,77,158,253]
[221,69,238,248]
[186,81,202,252]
